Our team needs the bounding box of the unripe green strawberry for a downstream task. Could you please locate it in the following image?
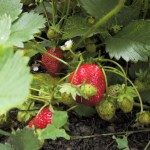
[87,16,95,25]
[47,28,60,39]
[60,92,74,105]
[137,111,150,125]
[85,43,96,53]
[117,97,134,113]
[108,84,121,97]
[96,99,116,121]
[80,84,98,99]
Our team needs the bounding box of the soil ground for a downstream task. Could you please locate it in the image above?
[42,108,150,150]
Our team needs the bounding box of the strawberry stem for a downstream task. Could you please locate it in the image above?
[30,87,49,95]
[42,1,51,27]
[46,51,70,66]
[29,95,49,103]
[99,58,127,88]
[51,0,56,25]
[100,66,108,97]
[0,129,11,137]
[67,105,78,112]
[71,55,83,84]
[58,73,71,83]
[71,128,150,140]
[134,102,150,110]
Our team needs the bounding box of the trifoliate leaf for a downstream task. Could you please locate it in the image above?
[38,125,70,140]
[113,135,129,150]
[0,47,32,115]
[0,0,22,22]
[59,83,80,100]
[10,128,40,150]
[7,12,46,47]
[0,144,14,150]
[0,15,11,45]
[106,20,150,62]
[52,110,68,128]
[79,0,118,19]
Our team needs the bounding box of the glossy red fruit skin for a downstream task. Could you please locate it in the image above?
[42,48,63,76]
[28,107,53,129]
[68,64,105,106]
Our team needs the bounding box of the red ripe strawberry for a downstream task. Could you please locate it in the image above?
[28,107,52,129]
[68,64,105,106]
[41,48,63,76]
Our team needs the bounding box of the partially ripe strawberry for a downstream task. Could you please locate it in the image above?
[28,107,53,129]
[137,111,150,125]
[68,64,106,106]
[42,48,63,76]
[108,84,122,97]
[96,99,116,121]
[47,28,60,39]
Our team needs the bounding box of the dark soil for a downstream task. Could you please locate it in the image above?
[42,108,150,150]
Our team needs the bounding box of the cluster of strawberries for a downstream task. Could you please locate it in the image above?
[28,47,150,129]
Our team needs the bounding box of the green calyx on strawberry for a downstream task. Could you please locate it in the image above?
[28,107,53,129]
[117,85,136,113]
[54,83,80,105]
[41,48,63,76]
[137,111,150,125]
[80,83,98,99]
[68,64,106,106]
[108,84,122,97]
[96,98,116,121]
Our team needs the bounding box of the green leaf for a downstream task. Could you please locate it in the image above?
[7,12,46,47]
[0,0,22,22]
[0,144,14,150]
[74,104,96,117]
[59,83,81,100]
[38,124,70,140]
[0,47,32,115]
[0,15,11,45]
[62,15,105,39]
[52,110,68,128]
[79,0,118,19]
[10,128,40,150]
[106,20,150,62]
[113,135,129,150]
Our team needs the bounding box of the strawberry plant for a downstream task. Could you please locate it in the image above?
[0,0,150,149]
